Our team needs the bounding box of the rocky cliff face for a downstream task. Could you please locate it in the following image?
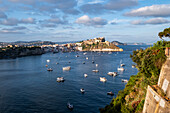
[0,47,44,59]
[143,49,170,113]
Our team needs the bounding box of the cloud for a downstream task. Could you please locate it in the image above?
[0,12,7,18]
[131,18,170,25]
[20,18,36,24]
[0,27,26,34]
[80,0,138,14]
[104,0,138,11]
[125,4,170,17]
[0,17,36,26]
[108,19,129,24]
[40,17,68,28]
[75,15,107,27]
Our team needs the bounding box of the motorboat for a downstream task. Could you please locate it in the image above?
[56,62,59,64]
[107,91,114,96]
[67,102,73,110]
[96,64,98,67]
[57,77,65,82]
[132,65,136,68]
[121,64,125,67]
[47,68,53,71]
[100,77,107,82]
[82,62,85,64]
[107,72,118,76]
[117,67,125,71]
[46,59,50,62]
[75,55,79,57]
[83,52,87,55]
[84,74,88,77]
[121,79,128,83]
[86,57,88,60]
[63,66,71,71]
[92,70,99,72]
[108,52,112,54]
[92,61,95,64]
[80,88,85,93]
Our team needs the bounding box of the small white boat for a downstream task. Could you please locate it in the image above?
[92,70,99,72]
[57,77,65,82]
[67,102,73,110]
[100,77,107,82]
[83,52,87,55]
[63,66,71,71]
[121,64,125,67]
[107,91,114,96]
[84,74,88,77]
[117,67,125,71]
[47,68,53,71]
[121,79,128,83]
[132,65,135,68]
[96,64,98,67]
[46,59,50,62]
[80,88,85,93]
[107,72,118,76]
[108,52,112,54]
[86,57,88,60]
[75,55,79,57]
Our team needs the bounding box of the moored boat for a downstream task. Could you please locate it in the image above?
[92,70,99,72]
[117,67,125,71]
[57,77,65,82]
[100,77,107,82]
[84,74,88,77]
[107,91,114,96]
[47,68,53,71]
[67,102,73,110]
[121,79,128,83]
[107,72,118,76]
[63,66,71,71]
[80,88,85,93]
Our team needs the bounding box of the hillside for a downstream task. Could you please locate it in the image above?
[100,41,170,113]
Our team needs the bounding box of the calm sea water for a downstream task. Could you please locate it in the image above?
[0,45,150,113]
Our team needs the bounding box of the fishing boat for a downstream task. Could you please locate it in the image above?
[107,72,118,76]
[100,77,107,82]
[47,68,53,71]
[121,63,125,67]
[80,88,85,93]
[67,102,73,110]
[83,52,87,55]
[84,74,88,77]
[57,77,65,82]
[107,91,114,96]
[92,70,99,72]
[121,79,128,83]
[63,66,71,71]
[46,59,50,62]
[117,67,125,71]
[75,55,79,57]
[132,65,136,68]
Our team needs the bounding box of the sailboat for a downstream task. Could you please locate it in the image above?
[117,60,125,71]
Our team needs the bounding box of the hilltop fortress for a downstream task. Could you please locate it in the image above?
[75,37,123,52]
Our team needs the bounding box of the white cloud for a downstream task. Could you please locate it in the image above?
[108,19,129,24]
[20,17,36,24]
[131,17,170,25]
[125,4,170,17]
[88,0,105,4]
[75,15,107,27]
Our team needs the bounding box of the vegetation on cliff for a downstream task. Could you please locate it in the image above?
[100,28,170,113]
[0,46,44,59]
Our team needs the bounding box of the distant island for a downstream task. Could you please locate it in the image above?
[111,41,127,45]
[75,37,123,52]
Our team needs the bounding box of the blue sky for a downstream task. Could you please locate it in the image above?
[0,0,170,43]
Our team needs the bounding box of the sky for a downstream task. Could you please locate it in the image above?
[0,0,170,43]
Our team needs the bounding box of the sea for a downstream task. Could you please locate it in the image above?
[0,45,150,113]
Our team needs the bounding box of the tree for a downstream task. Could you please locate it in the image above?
[158,27,170,39]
